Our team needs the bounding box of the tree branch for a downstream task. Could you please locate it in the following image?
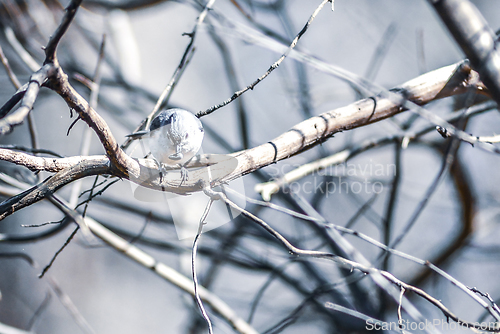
[0,61,490,216]
[0,65,53,134]
[0,158,110,220]
[429,0,500,104]
[223,61,487,183]
[44,0,83,63]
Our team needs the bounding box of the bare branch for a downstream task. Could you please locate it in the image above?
[44,0,83,63]
[46,65,137,176]
[254,100,497,201]
[0,158,110,220]
[192,197,215,334]
[86,215,259,334]
[0,62,492,217]
[0,64,53,134]
[0,42,21,88]
[429,0,500,104]
[226,62,487,185]
[197,0,330,118]
[0,150,107,172]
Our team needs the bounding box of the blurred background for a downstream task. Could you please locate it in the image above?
[0,0,500,333]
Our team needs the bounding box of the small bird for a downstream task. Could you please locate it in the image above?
[128,108,204,183]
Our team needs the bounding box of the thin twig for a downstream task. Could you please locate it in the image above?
[197,0,330,118]
[44,0,83,63]
[325,303,392,331]
[46,276,96,334]
[388,126,462,250]
[382,140,402,271]
[469,287,500,316]
[87,215,259,334]
[38,226,79,278]
[0,175,257,334]
[213,187,500,331]
[69,34,106,208]
[142,0,216,131]
[26,292,52,331]
[192,197,215,334]
[4,26,40,72]
[364,22,398,83]
[207,25,250,149]
[0,42,22,88]
[203,188,441,333]
[397,287,405,332]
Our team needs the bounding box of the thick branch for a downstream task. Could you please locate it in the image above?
[223,61,486,183]
[0,158,111,220]
[0,150,107,172]
[46,65,138,177]
[0,61,489,215]
[429,0,500,104]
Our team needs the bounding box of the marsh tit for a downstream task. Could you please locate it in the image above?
[128,108,204,182]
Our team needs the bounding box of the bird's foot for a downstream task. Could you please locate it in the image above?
[153,158,167,183]
[179,165,188,186]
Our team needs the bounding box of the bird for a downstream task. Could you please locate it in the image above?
[127,108,204,183]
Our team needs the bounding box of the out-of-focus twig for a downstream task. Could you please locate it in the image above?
[203,188,446,333]
[254,100,497,201]
[0,64,53,134]
[0,63,495,213]
[123,0,214,148]
[0,42,21,88]
[197,0,330,118]
[429,0,500,104]
[147,0,216,128]
[69,35,106,208]
[4,26,40,72]
[0,253,95,334]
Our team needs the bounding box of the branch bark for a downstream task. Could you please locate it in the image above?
[429,0,500,104]
[223,61,486,183]
[0,61,488,217]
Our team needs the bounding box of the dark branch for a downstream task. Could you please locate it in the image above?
[0,65,53,134]
[429,0,500,104]
[44,0,83,63]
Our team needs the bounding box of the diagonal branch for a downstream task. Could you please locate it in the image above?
[0,65,53,134]
[0,158,110,220]
[429,0,500,104]
[45,65,138,176]
[197,0,330,118]
[44,0,83,63]
[223,61,487,184]
[0,61,491,216]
